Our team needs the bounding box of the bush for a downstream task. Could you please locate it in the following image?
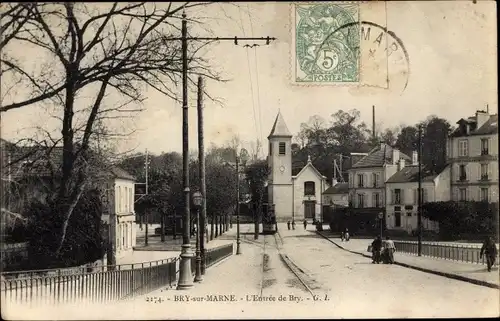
[26,189,106,270]
[422,201,498,241]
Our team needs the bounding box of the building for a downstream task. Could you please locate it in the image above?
[322,180,349,209]
[385,162,450,233]
[447,110,498,202]
[267,111,328,222]
[346,143,411,233]
[0,139,137,263]
[102,167,137,257]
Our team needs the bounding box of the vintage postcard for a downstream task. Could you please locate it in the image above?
[0,1,498,320]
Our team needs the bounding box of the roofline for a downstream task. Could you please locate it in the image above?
[267,134,293,139]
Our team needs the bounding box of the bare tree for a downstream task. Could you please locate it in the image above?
[0,2,222,255]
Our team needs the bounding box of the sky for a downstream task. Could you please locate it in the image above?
[0,1,497,157]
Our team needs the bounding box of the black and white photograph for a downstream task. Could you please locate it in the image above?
[0,1,498,319]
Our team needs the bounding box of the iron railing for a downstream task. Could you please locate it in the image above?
[393,241,500,266]
[1,258,178,307]
[1,242,235,306]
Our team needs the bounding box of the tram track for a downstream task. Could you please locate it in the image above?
[258,230,318,300]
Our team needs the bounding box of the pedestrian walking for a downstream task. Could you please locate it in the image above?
[371,235,382,264]
[480,236,498,272]
[287,221,291,230]
[382,236,396,264]
[344,228,350,242]
[303,219,308,230]
[340,231,345,242]
[292,220,296,230]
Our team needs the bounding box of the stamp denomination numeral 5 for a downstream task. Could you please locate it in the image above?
[319,49,338,71]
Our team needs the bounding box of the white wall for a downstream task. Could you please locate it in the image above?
[292,165,326,222]
[114,178,136,255]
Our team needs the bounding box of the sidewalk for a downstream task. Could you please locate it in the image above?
[317,231,500,289]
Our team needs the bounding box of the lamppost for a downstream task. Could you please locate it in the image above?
[235,156,241,255]
[378,212,384,237]
[192,191,203,282]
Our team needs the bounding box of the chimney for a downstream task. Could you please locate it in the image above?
[392,148,399,165]
[398,158,405,171]
[412,151,418,166]
[476,110,489,129]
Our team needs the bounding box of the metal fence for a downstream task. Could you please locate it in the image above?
[393,241,500,266]
[1,243,234,307]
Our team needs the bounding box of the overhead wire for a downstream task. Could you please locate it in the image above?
[238,6,260,155]
[246,4,265,159]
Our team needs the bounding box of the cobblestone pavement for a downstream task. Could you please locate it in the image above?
[9,224,499,319]
[318,231,500,287]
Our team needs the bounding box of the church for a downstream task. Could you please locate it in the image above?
[267,111,328,222]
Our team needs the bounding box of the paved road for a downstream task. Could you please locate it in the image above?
[10,224,499,319]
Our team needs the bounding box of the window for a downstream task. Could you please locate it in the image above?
[458,139,468,157]
[459,188,467,201]
[481,163,489,180]
[372,193,381,207]
[304,181,315,196]
[395,211,401,227]
[407,211,412,217]
[480,188,488,202]
[481,138,489,155]
[459,165,467,181]
[357,194,365,208]
[372,173,379,187]
[279,142,286,155]
[357,174,364,187]
[394,189,401,205]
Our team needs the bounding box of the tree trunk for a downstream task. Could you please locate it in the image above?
[210,215,214,241]
[215,215,219,237]
[225,214,229,232]
[160,213,165,242]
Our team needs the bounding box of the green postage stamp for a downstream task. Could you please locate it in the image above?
[292,2,360,84]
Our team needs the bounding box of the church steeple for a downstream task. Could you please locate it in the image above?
[268,111,292,138]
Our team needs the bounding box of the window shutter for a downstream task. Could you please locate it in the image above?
[363,173,367,186]
[401,189,405,204]
[488,163,492,178]
[372,193,376,207]
[413,189,417,205]
[465,165,470,180]
[423,189,428,203]
[391,190,395,204]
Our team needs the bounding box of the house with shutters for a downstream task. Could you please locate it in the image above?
[346,143,411,233]
[385,163,450,233]
[446,110,498,202]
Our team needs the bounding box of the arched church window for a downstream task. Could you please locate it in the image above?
[304,181,315,196]
[279,142,286,155]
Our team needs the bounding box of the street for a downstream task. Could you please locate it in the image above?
[13,223,499,319]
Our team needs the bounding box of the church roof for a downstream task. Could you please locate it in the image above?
[268,111,292,138]
[292,156,326,180]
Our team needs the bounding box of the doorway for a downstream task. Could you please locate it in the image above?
[304,201,316,220]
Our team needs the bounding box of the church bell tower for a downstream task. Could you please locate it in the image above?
[267,111,293,221]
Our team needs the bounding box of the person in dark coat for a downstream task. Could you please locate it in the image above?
[292,220,296,230]
[303,219,308,230]
[480,236,498,272]
[287,221,291,230]
[371,236,382,264]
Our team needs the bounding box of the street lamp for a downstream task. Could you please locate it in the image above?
[378,212,384,237]
[192,191,203,282]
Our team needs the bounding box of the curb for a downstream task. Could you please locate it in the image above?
[316,231,500,290]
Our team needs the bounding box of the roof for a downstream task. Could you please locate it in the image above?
[450,113,498,137]
[109,166,135,181]
[268,111,292,138]
[351,143,410,169]
[323,182,348,194]
[292,156,326,180]
[474,114,498,135]
[386,164,448,184]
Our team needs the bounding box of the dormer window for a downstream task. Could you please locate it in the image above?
[279,142,286,155]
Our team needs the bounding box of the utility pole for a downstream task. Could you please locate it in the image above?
[197,76,207,275]
[236,156,241,255]
[417,125,423,256]
[172,13,276,290]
